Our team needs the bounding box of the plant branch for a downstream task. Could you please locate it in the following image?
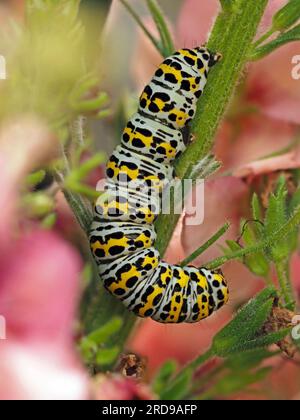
[180,222,230,267]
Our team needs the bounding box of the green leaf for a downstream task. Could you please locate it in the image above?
[119,0,162,56]
[205,203,300,270]
[199,367,271,399]
[41,212,57,229]
[234,328,291,353]
[272,0,300,32]
[241,221,270,277]
[219,0,234,12]
[23,192,55,217]
[26,170,46,187]
[212,287,277,357]
[159,368,193,400]
[224,349,276,372]
[79,318,123,364]
[95,346,120,366]
[85,317,123,345]
[152,360,178,396]
[244,252,270,277]
[250,24,300,60]
[264,176,290,261]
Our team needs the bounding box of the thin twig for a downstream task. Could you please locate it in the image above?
[180,222,230,267]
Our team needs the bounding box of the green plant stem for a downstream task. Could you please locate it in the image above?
[78,0,269,366]
[205,204,300,269]
[180,222,230,267]
[62,188,93,231]
[162,349,214,398]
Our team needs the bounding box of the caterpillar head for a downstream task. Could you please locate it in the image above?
[202,267,229,312]
[174,46,222,76]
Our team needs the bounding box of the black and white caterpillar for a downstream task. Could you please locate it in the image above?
[89,47,229,323]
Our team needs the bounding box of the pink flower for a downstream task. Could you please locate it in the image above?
[0,118,88,400]
[0,231,81,345]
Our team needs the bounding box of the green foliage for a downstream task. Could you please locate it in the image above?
[25,170,46,187]
[211,287,277,356]
[205,178,300,310]
[251,24,300,60]
[200,366,271,399]
[272,0,300,32]
[22,192,55,218]
[79,317,123,368]
[41,212,57,229]
[152,360,178,396]
[159,368,193,400]
[69,77,110,117]
[64,153,106,200]
[220,178,298,308]
[239,220,269,278]
[195,350,276,399]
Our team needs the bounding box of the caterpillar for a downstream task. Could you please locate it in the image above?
[90,47,229,323]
